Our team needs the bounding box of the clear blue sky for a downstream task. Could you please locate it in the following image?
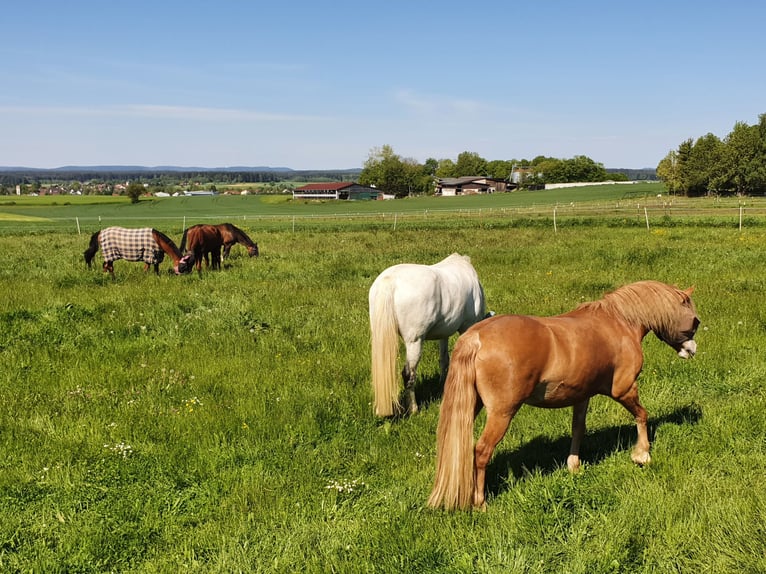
[2,1,764,170]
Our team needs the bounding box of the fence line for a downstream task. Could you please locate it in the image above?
[2,202,766,235]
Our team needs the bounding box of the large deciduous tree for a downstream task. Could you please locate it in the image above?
[454,151,488,177]
[359,145,431,197]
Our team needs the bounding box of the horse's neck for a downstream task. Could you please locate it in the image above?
[568,303,650,339]
[235,231,253,247]
[158,242,182,262]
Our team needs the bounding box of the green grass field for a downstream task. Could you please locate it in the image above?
[0,187,765,572]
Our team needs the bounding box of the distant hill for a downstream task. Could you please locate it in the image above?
[607,167,657,181]
[0,165,298,173]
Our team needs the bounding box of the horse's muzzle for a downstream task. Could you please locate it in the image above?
[677,339,697,359]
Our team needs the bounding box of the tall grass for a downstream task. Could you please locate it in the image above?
[0,213,764,572]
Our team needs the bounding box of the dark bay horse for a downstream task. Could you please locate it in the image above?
[369,254,486,416]
[84,227,194,277]
[180,223,259,263]
[428,280,700,511]
[182,224,224,273]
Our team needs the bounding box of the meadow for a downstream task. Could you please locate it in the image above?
[0,188,765,572]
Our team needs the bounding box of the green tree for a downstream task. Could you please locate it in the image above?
[681,133,724,196]
[657,150,681,194]
[717,120,766,195]
[126,181,145,204]
[565,155,608,182]
[454,151,488,177]
[435,159,457,178]
[359,145,413,197]
[423,158,439,177]
[486,159,514,180]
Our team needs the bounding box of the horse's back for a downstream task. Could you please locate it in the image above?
[100,226,160,264]
[370,256,485,342]
[188,225,223,246]
[471,312,642,406]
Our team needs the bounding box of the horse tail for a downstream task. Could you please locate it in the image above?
[428,330,480,511]
[370,279,401,417]
[83,231,101,268]
[179,227,190,253]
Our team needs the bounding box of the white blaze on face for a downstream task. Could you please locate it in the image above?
[678,340,697,359]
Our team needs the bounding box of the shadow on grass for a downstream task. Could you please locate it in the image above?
[484,403,703,498]
[416,373,448,412]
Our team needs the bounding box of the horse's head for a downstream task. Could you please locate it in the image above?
[174,253,195,275]
[656,287,700,359]
[248,243,259,257]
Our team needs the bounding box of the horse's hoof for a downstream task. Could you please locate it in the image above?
[631,451,651,466]
[566,455,581,473]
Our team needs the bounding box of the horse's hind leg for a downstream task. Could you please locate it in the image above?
[438,338,450,384]
[567,398,590,472]
[402,340,423,414]
[474,406,519,509]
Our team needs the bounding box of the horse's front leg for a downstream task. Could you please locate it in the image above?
[402,340,423,414]
[614,382,651,466]
[567,398,590,472]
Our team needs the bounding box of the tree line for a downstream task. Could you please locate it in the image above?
[657,113,766,196]
[358,145,636,198]
[1,149,655,199]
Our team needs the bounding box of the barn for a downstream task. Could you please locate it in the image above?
[435,177,514,196]
[292,182,381,200]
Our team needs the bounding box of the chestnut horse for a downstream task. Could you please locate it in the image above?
[369,253,487,417]
[84,227,194,277]
[428,280,699,511]
[181,224,224,273]
[180,223,259,265]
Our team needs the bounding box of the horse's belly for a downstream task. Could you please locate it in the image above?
[524,380,588,408]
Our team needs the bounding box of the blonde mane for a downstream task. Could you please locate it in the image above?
[579,280,696,340]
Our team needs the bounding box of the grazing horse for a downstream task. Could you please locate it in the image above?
[182,224,224,273]
[428,280,699,511]
[84,227,194,277]
[181,223,259,263]
[369,253,487,417]
[217,223,259,259]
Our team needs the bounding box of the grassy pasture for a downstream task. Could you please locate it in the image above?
[0,189,765,572]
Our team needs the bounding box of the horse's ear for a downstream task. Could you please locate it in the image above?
[684,286,695,296]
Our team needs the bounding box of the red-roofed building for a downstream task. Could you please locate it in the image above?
[292,182,380,200]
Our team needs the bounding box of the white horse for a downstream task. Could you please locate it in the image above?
[369,253,487,416]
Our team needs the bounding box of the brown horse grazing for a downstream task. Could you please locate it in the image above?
[84,227,194,277]
[180,223,259,263]
[428,280,699,511]
[182,224,224,273]
[217,223,259,259]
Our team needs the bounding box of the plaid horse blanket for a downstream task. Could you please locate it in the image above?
[99,227,164,265]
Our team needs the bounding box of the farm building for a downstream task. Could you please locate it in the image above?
[435,177,514,196]
[292,182,380,200]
